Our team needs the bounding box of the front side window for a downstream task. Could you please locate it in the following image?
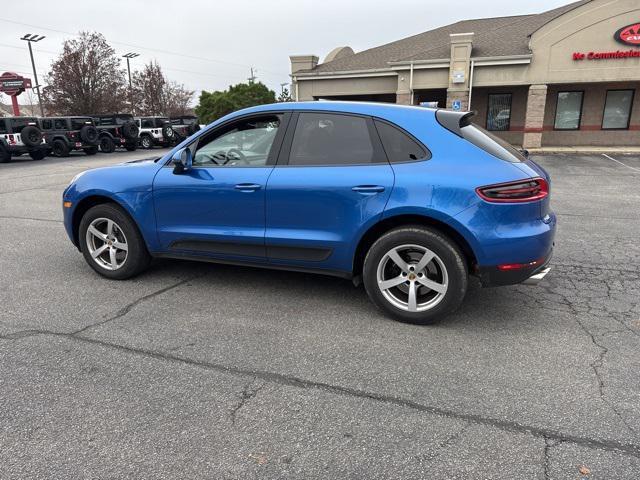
[193,115,281,167]
[289,113,378,166]
[602,90,634,129]
[374,120,428,163]
[554,91,583,130]
[486,93,512,131]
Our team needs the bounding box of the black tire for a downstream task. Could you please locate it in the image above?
[80,125,99,144]
[121,121,139,141]
[140,135,153,149]
[52,139,70,157]
[0,145,11,163]
[79,203,151,280]
[29,149,47,160]
[125,143,137,151]
[21,126,43,148]
[99,136,116,153]
[84,146,99,156]
[363,226,468,325]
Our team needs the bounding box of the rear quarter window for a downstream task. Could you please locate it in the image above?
[374,120,430,163]
[461,124,525,163]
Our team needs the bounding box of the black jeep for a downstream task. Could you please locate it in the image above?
[0,117,50,163]
[169,115,201,144]
[90,113,139,153]
[39,117,100,157]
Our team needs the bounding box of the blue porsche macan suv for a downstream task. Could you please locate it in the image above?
[63,102,555,324]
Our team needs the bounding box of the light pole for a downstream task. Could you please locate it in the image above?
[20,34,45,117]
[122,52,139,111]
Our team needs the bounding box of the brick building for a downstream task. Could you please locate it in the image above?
[290,0,640,148]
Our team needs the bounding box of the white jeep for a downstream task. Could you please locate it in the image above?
[0,117,50,162]
[135,117,175,149]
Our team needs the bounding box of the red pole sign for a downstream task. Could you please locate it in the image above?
[0,72,33,116]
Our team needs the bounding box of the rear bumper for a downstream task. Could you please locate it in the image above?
[476,249,553,287]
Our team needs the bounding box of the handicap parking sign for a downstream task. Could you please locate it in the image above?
[452,100,461,111]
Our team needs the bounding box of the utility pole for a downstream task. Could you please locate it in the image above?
[123,52,139,112]
[248,67,257,84]
[20,34,45,117]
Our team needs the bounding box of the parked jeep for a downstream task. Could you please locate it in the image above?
[39,117,100,157]
[135,117,175,149]
[169,115,201,144]
[0,117,49,162]
[90,113,139,153]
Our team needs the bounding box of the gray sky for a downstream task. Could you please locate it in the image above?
[0,0,572,103]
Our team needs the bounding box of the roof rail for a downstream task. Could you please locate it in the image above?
[435,110,475,137]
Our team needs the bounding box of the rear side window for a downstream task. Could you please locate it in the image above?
[71,118,92,130]
[54,119,66,130]
[289,113,381,166]
[374,120,429,163]
[461,124,525,163]
[41,119,52,130]
[141,119,154,129]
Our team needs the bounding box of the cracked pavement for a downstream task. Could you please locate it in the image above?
[1,151,639,479]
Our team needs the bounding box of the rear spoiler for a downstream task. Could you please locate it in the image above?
[435,110,475,137]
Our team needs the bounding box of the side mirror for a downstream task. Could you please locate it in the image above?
[172,147,192,174]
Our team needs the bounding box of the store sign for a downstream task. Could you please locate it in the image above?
[614,22,640,47]
[571,23,640,61]
[0,72,32,95]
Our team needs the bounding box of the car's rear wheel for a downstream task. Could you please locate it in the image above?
[363,226,467,324]
[52,139,70,157]
[140,135,153,149]
[125,143,137,151]
[84,146,98,156]
[99,136,116,153]
[0,145,10,163]
[29,149,47,160]
[79,204,151,280]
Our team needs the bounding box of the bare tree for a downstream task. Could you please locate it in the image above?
[43,32,128,115]
[132,61,194,116]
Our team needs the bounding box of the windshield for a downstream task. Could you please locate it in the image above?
[460,124,525,163]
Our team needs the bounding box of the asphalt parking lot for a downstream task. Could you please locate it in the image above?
[1,149,639,479]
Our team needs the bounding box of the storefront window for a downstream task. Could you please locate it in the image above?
[486,94,512,131]
[602,90,634,130]
[554,91,583,130]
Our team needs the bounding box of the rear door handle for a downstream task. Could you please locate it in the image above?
[234,183,262,192]
[352,185,385,194]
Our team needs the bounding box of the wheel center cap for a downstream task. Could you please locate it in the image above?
[408,273,416,281]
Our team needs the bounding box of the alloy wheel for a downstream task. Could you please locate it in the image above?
[376,244,448,312]
[85,217,129,270]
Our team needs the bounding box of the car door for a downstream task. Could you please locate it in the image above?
[265,111,394,273]
[153,112,289,262]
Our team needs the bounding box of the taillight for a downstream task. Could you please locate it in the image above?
[476,178,548,203]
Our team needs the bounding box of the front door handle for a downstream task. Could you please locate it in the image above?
[352,185,385,194]
[234,183,262,192]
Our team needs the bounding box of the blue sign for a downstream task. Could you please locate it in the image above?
[452,100,461,111]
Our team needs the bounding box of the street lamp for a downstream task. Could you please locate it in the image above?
[122,52,139,111]
[20,34,45,117]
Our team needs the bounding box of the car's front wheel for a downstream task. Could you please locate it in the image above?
[363,226,467,324]
[79,203,151,280]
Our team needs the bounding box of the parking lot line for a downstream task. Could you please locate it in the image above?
[602,154,640,173]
